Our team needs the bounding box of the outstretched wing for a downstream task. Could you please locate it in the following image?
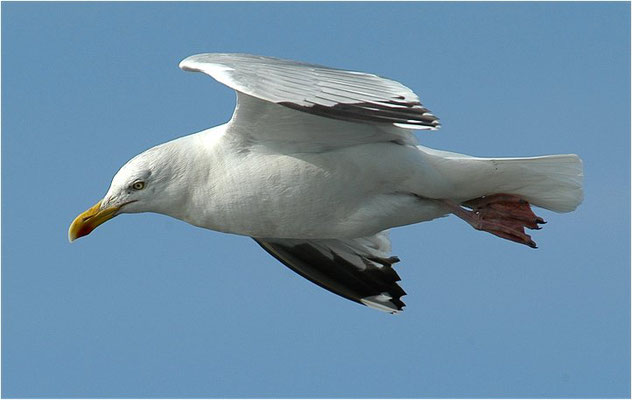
[180,53,439,130]
[253,232,406,313]
[180,53,440,151]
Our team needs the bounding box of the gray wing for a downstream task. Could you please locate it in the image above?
[179,53,440,131]
[253,232,406,313]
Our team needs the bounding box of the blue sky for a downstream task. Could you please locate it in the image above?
[2,2,629,398]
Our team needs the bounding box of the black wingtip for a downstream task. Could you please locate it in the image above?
[254,238,407,313]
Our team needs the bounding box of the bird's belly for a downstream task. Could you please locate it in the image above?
[206,163,369,238]
[185,144,447,239]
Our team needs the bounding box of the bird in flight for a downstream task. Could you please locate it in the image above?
[69,53,583,313]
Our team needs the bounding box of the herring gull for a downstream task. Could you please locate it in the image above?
[69,53,583,313]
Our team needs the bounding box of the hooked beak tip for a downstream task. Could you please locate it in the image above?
[68,200,119,242]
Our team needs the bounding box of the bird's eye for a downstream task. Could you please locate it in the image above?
[132,181,145,190]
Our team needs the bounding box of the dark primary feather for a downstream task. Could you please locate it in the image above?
[253,236,406,313]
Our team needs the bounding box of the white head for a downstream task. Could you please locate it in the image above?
[68,141,192,242]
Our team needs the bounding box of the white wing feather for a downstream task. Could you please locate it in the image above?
[179,53,440,130]
[179,53,440,151]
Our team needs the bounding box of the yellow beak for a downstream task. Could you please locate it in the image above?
[68,200,120,242]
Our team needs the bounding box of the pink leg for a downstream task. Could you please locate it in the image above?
[444,194,546,248]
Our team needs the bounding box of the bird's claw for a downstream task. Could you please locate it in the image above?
[451,194,546,248]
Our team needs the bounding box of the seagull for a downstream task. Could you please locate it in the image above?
[69,53,583,313]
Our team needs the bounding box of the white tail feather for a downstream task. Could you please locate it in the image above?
[422,148,584,213]
[492,154,584,212]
